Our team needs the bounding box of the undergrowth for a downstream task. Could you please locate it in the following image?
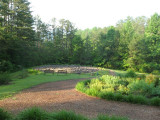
[76,74,160,106]
[0,107,129,120]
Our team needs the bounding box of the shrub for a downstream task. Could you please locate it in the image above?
[124,94,147,104]
[18,69,29,79]
[0,60,13,72]
[137,74,146,80]
[99,92,115,100]
[75,80,90,93]
[145,74,156,84]
[154,77,160,87]
[152,70,160,75]
[113,93,124,101]
[0,73,12,85]
[151,87,160,97]
[89,79,103,91]
[131,95,147,104]
[125,69,137,78]
[128,80,154,97]
[76,75,160,106]
[86,88,99,96]
[50,110,88,120]
[0,108,11,120]
[16,107,50,120]
[150,97,160,106]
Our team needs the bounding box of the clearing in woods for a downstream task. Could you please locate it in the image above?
[0,78,159,120]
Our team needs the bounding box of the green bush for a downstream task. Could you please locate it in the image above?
[145,74,156,84]
[152,70,160,75]
[137,74,146,80]
[0,60,13,72]
[16,107,50,120]
[128,80,154,97]
[86,88,99,96]
[113,93,124,101]
[154,76,160,87]
[76,75,160,106]
[76,80,90,93]
[99,92,115,100]
[0,108,11,120]
[125,69,137,78]
[50,110,88,120]
[0,73,12,85]
[130,95,147,104]
[150,97,160,106]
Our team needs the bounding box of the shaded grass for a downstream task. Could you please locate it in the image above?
[0,73,93,100]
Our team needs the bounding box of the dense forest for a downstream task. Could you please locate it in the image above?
[0,0,160,73]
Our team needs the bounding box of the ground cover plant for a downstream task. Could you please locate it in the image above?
[76,71,160,106]
[0,69,94,100]
[0,107,129,120]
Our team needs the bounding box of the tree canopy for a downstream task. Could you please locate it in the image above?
[0,0,160,73]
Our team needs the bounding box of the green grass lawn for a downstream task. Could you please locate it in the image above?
[0,72,93,100]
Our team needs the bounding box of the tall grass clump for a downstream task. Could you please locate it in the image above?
[50,110,88,120]
[16,107,50,120]
[0,107,129,120]
[0,108,11,120]
[97,114,129,120]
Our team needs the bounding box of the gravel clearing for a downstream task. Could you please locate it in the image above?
[0,78,160,120]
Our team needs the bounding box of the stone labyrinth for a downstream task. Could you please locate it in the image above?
[35,65,100,74]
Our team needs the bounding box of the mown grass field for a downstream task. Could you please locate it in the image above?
[0,70,93,100]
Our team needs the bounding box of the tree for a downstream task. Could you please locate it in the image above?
[144,13,160,72]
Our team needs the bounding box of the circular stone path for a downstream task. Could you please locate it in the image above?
[0,78,159,120]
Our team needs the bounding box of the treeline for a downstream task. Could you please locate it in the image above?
[0,0,160,73]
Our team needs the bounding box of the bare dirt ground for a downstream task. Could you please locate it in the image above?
[0,78,160,120]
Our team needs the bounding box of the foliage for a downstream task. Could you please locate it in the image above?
[0,107,129,120]
[0,60,13,72]
[152,70,160,75]
[76,74,160,106]
[96,115,129,120]
[50,110,88,120]
[0,0,160,74]
[0,73,12,85]
[125,69,137,78]
[145,74,156,84]
[16,107,49,120]
[150,97,160,106]
[0,108,11,120]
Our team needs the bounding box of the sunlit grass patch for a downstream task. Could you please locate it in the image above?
[0,71,93,100]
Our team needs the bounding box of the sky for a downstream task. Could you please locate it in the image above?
[28,0,160,29]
